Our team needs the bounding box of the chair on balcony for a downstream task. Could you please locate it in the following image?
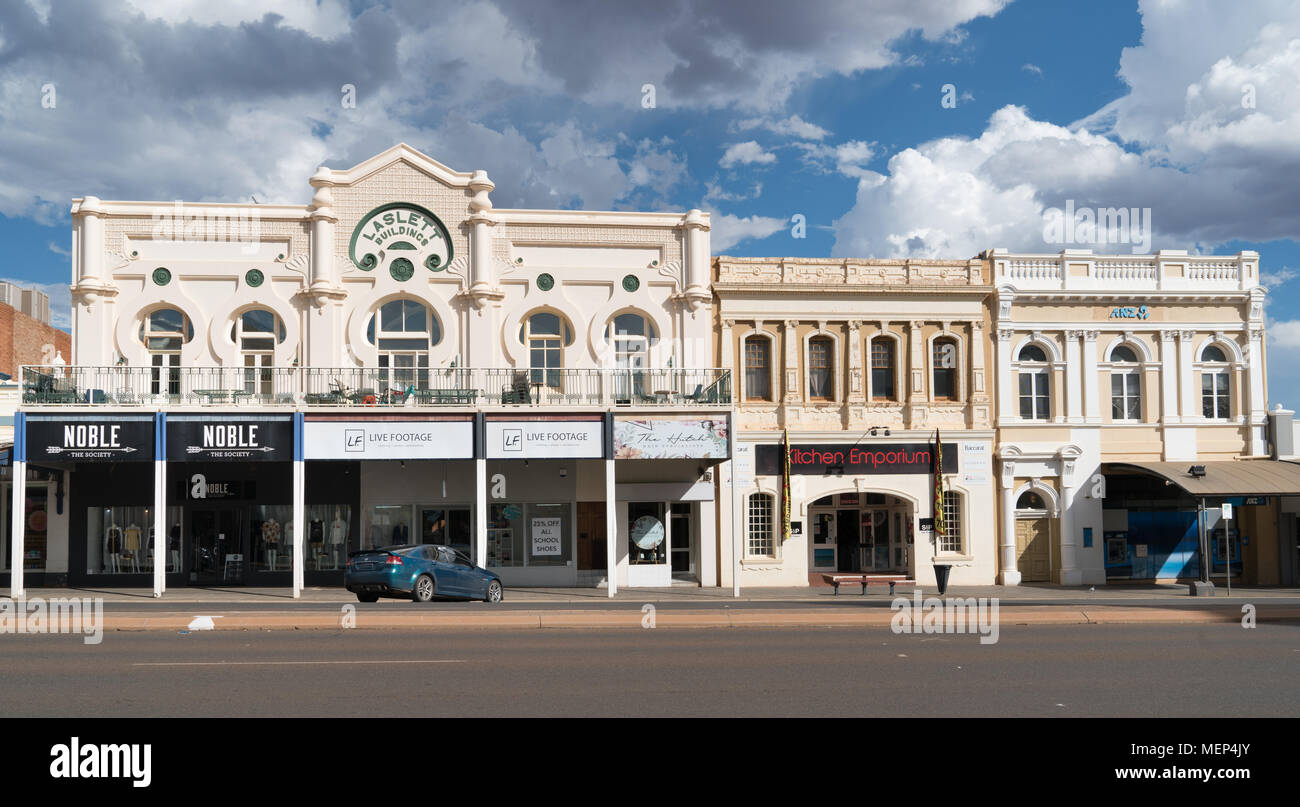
[500,372,532,405]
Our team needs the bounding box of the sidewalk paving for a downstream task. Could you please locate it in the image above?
[9,581,1300,604]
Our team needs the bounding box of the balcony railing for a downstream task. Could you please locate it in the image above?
[19,365,732,409]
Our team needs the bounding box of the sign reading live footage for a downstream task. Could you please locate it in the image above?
[755,443,958,476]
[304,419,473,460]
[27,416,154,461]
[166,416,292,462]
[486,419,603,459]
[613,417,729,459]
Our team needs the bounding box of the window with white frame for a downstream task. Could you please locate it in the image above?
[1109,344,1142,421]
[743,335,772,401]
[139,308,193,396]
[368,299,440,392]
[1016,343,1050,420]
[230,309,286,395]
[870,338,896,401]
[932,337,959,400]
[747,493,775,557]
[808,335,834,401]
[939,491,963,553]
[519,311,573,390]
[1200,344,1231,419]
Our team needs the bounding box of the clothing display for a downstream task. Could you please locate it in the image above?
[124,524,142,552]
[262,519,281,545]
[106,523,123,555]
[330,512,347,546]
[309,520,324,544]
[169,525,180,550]
[391,524,408,543]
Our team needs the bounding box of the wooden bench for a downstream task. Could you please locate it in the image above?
[821,573,915,596]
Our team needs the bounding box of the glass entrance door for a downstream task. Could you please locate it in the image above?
[861,508,907,571]
[670,505,692,576]
[419,507,473,562]
[190,508,243,585]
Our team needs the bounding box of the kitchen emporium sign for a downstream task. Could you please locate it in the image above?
[755,443,958,476]
[614,417,729,459]
[166,416,292,462]
[304,418,473,460]
[486,418,604,459]
[26,415,154,462]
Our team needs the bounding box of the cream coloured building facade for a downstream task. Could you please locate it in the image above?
[714,256,998,588]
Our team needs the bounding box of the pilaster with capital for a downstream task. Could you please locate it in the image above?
[783,320,800,403]
[847,320,863,399]
[1081,329,1100,423]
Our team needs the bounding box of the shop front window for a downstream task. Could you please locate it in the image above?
[251,504,293,573]
[628,502,667,565]
[366,504,413,549]
[486,502,571,567]
[2,481,50,572]
[305,505,352,571]
[86,505,183,575]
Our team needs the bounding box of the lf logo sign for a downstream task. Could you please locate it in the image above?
[502,429,523,452]
[345,430,365,452]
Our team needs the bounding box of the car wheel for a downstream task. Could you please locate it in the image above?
[411,574,435,603]
[485,580,503,603]
[357,593,379,603]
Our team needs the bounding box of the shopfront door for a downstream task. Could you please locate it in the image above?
[576,502,606,571]
[835,509,858,572]
[419,507,472,562]
[670,505,693,576]
[1016,517,1051,582]
[861,509,907,572]
[810,510,837,571]
[190,508,244,585]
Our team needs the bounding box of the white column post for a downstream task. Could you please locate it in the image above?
[605,457,617,598]
[153,413,166,597]
[292,412,305,598]
[996,329,1014,425]
[1160,331,1179,422]
[475,459,487,566]
[10,413,25,599]
[1082,330,1100,423]
[1064,330,1082,422]
[998,463,1020,585]
[1247,324,1267,455]
[1177,330,1197,420]
[1059,479,1079,585]
[731,456,740,598]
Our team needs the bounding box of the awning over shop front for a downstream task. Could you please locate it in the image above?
[1104,460,1300,496]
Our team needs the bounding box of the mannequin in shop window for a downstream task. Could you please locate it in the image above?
[124,522,142,572]
[106,521,124,574]
[309,517,324,570]
[262,518,282,571]
[169,525,181,572]
[330,508,347,570]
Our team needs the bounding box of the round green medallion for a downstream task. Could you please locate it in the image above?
[390,258,415,282]
[152,267,171,286]
[245,268,264,287]
[622,274,640,293]
[536,273,555,291]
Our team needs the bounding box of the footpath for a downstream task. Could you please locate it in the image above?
[6,582,1300,631]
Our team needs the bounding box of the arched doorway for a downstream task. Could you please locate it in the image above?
[1014,489,1053,582]
[808,492,913,573]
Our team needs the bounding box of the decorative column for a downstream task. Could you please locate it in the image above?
[782,320,800,403]
[1058,449,1081,585]
[153,413,167,597]
[998,458,1020,585]
[1160,331,1179,422]
[306,170,345,368]
[1064,330,1082,423]
[1082,330,1100,423]
[847,320,863,402]
[292,412,305,598]
[1177,330,1197,420]
[907,320,925,428]
[605,457,617,598]
[475,458,487,568]
[70,196,115,365]
[680,209,712,316]
[720,320,736,395]
[969,320,987,427]
[996,329,1014,425]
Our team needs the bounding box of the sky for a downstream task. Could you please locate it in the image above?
[2,0,1300,402]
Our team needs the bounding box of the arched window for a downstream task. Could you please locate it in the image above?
[231,309,286,395]
[139,308,193,396]
[932,337,959,401]
[1017,491,1047,510]
[808,335,835,401]
[746,493,775,558]
[743,335,772,402]
[870,337,896,401]
[1200,344,1231,419]
[1110,344,1142,421]
[1016,343,1050,421]
[520,311,574,390]
[605,313,658,369]
[368,299,440,391]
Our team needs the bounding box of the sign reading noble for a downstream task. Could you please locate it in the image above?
[613,417,729,459]
[304,419,473,460]
[755,443,958,476]
[27,415,154,461]
[486,419,603,459]
[167,416,292,462]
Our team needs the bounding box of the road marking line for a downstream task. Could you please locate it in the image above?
[132,660,467,667]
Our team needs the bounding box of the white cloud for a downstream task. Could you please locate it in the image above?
[708,210,787,252]
[719,141,777,169]
[736,114,831,140]
[797,140,876,179]
[1262,267,1298,288]
[1022,63,1043,76]
[47,241,69,258]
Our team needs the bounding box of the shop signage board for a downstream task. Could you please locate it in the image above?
[961,441,990,484]
[304,418,473,460]
[166,415,293,462]
[613,416,729,459]
[26,414,154,462]
[531,517,563,555]
[755,443,958,476]
[486,418,603,459]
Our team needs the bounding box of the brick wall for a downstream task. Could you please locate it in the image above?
[0,302,71,378]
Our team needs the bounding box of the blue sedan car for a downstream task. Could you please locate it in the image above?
[345,544,504,603]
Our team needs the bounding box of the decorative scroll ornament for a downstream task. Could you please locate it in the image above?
[348,202,453,276]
